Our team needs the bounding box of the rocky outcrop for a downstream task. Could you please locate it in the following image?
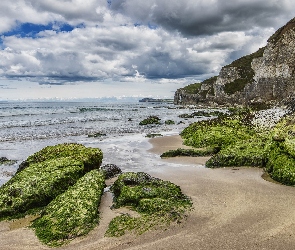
[174,17,295,106]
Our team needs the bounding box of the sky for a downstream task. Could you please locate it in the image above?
[0,0,294,101]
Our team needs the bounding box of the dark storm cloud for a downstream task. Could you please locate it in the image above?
[109,0,293,36]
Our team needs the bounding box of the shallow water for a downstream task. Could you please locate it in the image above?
[0,101,218,186]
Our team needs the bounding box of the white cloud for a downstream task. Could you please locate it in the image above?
[0,0,293,99]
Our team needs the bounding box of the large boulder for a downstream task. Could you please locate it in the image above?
[32,170,105,247]
[106,172,192,237]
[0,143,103,219]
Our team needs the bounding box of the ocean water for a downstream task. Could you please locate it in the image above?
[0,101,211,186]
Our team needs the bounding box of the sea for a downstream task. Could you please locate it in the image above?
[0,101,213,186]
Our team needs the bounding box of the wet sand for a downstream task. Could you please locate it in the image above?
[2,135,295,249]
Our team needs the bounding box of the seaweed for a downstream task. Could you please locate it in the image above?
[32,170,105,247]
[265,141,295,185]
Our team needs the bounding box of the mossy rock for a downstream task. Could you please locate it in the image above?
[181,117,254,149]
[106,172,192,237]
[266,141,295,186]
[17,143,102,173]
[0,144,103,220]
[139,116,161,125]
[165,120,175,125]
[0,157,17,165]
[161,147,218,158]
[145,133,163,138]
[87,132,107,138]
[283,138,295,157]
[179,110,225,119]
[32,170,105,247]
[206,138,268,168]
[0,157,84,219]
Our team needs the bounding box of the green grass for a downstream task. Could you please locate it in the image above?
[180,76,217,96]
[181,82,202,94]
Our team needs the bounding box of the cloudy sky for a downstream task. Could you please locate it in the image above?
[0,0,294,101]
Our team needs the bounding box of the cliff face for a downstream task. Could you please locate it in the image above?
[174,18,295,106]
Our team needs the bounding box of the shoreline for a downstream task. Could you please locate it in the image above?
[1,135,295,249]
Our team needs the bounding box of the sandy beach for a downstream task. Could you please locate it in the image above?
[1,135,295,249]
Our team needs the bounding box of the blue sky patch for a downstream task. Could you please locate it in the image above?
[2,22,81,39]
[148,22,157,30]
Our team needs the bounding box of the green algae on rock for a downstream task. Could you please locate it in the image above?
[206,138,269,168]
[0,157,17,165]
[32,170,105,247]
[178,110,225,119]
[265,118,295,185]
[0,143,103,220]
[106,172,192,237]
[17,143,102,173]
[161,147,218,158]
[145,133,163,138]
[165,120,175,125]
[181,117,254,149]
[265,140,295,186]
[139,116,161,125]
[0,157,84,219]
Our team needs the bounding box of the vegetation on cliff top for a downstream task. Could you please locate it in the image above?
[223,46,265,95]
[268,17,295,44]
[105,172,192,237]
[179,76,217,98]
